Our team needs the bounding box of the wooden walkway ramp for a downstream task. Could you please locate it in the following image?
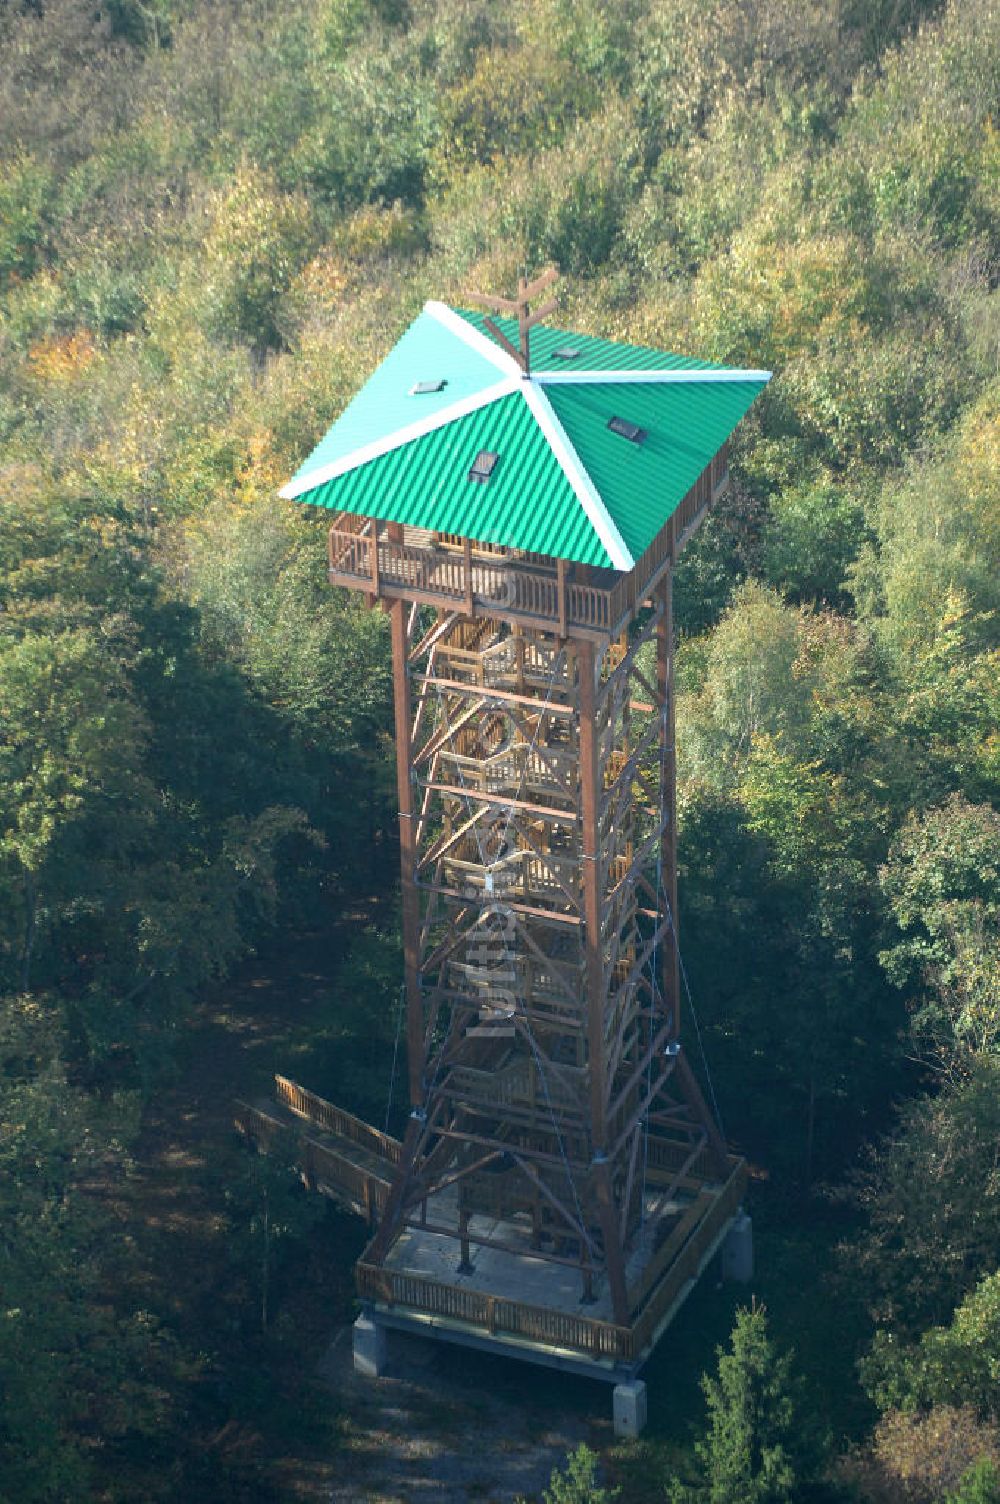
[235,1075,401,1226]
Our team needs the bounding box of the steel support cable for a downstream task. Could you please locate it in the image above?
[383,982,406,1136]
[659,875,726,1140]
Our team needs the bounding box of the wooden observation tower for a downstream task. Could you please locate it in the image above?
[243,273,770,1423]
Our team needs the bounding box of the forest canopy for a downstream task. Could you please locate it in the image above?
[0,0,997,1498]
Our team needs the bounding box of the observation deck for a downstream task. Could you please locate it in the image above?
[238,1075,747,1377]
[327,447,728,641]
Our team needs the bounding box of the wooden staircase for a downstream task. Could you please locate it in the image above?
[235,1075,401,1226]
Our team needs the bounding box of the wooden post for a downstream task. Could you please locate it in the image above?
[370,521,381,597]
[458,1204,473,1273]
[579,639,606,1148]
[463,535,473,614]
[656,576,680,1041]
[579,637,630,1325]
[389,596,424,1107]
[592,1154,629,1322]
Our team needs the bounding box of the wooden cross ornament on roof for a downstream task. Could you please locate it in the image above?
[462,265,561,375]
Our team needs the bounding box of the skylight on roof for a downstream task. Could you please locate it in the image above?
[468,450,499,484]
[608,416,647,444]
[552,347,581,361]
[410,380,447,395]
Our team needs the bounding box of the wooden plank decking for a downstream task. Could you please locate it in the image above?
[239,1076,745,1369]
[357,1153,746,1367]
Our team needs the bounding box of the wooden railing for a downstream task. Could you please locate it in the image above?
[357,1153,747,1364]
[356,1262,633,1360]
[236,1086,401,1223]
[275,1075,402,1168]
[645,1133,715,1183]
[326,449,728,638]
[630,1156,746,1353]
[445,1059,583,1111]
[234,1099,285,1150]
[300,1136,394,1223]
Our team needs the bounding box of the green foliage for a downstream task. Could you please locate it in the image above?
[668,1305,800,1503]
[846,1057,1000,1334]
[880,797,1000,1067]
[761,478,866,606]
[541,1443,618,1504]
[841,1405,1000,1504]
[0,153,53,290]
[863,1271,1000,1420]
[201,169,316,349]
[223,1144,327,1335]
[0,625,149,992]
[946,1459,1000,1504]
[292,32,439,207]
[0,996,190,1500]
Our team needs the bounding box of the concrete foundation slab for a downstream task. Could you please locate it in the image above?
[722,1211,753,1283]
[613,1379,647,1438]
[353,1314,387,1378]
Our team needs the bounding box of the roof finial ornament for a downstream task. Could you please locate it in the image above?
[462,265,560,376]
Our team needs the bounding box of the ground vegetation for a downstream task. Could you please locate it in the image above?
[0,0,997,1497]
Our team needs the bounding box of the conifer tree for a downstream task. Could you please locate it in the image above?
[670,1304,799,1504]
[541,1444,618,1504]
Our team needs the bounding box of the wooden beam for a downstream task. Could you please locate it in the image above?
[656,575,680,1038]
[522,297,559,330]
[417,781,578,824]
[370,524,381,596]
[463,537,474,613]
[578,637,632,1325]
[483,316,524,367]
[390,596,424,1109]
[578,637,607,1142]
[414,675,575,716]
[410,610,462,665]
[592,1155,630,1323]
[523,265,559,300]
[463,290,521,316]
[673,1048,729,1179]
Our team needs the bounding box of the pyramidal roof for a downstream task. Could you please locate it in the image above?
[280,301,771,572]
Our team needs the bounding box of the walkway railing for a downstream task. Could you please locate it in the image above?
[356,1262,632,1360]
[327,447,728,638]
[358,1154,746,1364]
[274,1074,403,1167]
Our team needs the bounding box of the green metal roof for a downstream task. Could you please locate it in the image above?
[455,308,721,375]
[288,305,507,488]
[546,378,768,563]
[291,390,613,567]
[281,301,770,571]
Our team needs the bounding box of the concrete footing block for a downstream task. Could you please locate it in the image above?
[613,1379,647,1438]
[722,1211,754,1283]
[352,1314,387,1378]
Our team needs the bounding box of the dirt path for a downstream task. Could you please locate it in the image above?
[93,918,610,1502]
[319,1326,596,1504]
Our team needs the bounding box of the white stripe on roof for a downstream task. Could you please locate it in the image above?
[534,367,772,385]
[424,301,523,378]
[522,380,634,572]
[279,378,518,499]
